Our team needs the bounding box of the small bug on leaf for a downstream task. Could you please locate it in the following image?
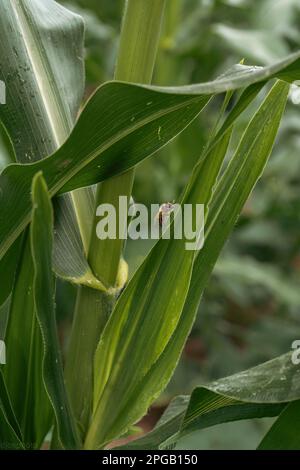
[156,202,175,226]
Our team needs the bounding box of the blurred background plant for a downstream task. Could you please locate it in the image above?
[44,0,300,448]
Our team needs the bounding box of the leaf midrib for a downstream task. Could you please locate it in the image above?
[10,0,71,148]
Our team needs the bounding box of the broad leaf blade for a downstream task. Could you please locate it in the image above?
[0,0,84,163]
[0,0,85,448]
[84,125,232,449]
[105,80,289,449]
[3,233,52,448]
[1,52,300,259]
[148,81,290,444]
[258,400,300,450]
[30,173,80,449]
[0,0,92,296]
[120,351,300,450]
[188,80,290,312]
[180,351,300,446]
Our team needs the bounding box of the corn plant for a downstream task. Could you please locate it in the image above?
[0,0,300,450]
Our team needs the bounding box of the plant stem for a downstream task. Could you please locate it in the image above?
[88,0,167,287]
[64,0,166,444]
[155,0,182,86]
[64,287,114,438]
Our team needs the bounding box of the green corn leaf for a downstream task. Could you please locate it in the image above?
[0,0,94,298]
[0,84,208,261]
[0,0,84,163]
[25,74,265,292]
[119,351,300,450]
[0,0,88,249]
[30,173,80,449]
[85,80,290,449]
[0,369,24,450]
[140,81,290,446]
[187,80,290,317]
[258,402,300,449]
[52,79,264,289]
[180,351,300,443]
[1,52,300,261]
[0,0,86,448]
[84,122,233,449]
[3,231,52,449]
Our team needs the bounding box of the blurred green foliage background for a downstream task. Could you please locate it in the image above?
[5,0,298,449]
